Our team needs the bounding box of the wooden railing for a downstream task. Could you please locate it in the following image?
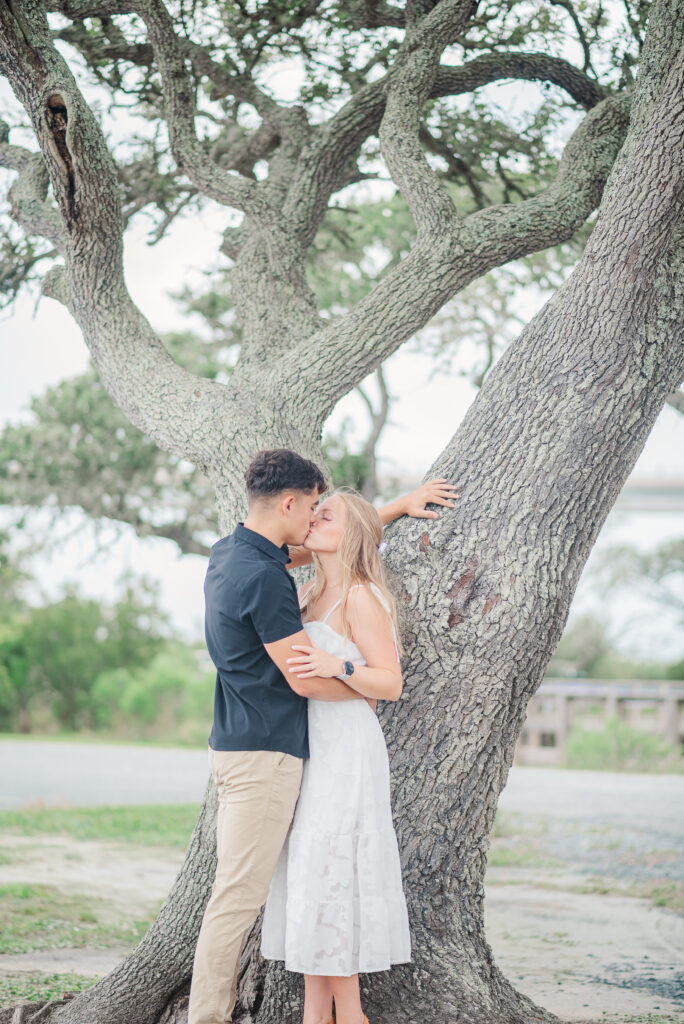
[514,678,684,765]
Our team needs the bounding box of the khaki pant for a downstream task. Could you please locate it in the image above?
[188,747,303,1024]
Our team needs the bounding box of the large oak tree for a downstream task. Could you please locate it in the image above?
[1,1,683,1022]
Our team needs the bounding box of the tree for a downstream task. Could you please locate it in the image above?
[0,576,169,731]
[1,2,683,1023]
[595,537,684,622]
[0,349,221,558]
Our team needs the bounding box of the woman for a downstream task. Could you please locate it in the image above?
[261,481,457,1024]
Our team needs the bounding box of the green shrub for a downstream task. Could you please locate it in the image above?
[91,645,213,739]
[0,586,167,731]
[565,716,682,772]
[665,657,684,681]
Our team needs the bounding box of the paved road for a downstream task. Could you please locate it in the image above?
[2,739,681,835]
[497,764,684,852]
[1,739,211,808]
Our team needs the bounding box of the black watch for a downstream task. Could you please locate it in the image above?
[340,659,355,680]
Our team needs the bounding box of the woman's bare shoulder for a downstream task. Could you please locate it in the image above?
[346,583,387,617]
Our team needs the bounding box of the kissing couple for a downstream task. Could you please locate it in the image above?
[188,448,458,1024]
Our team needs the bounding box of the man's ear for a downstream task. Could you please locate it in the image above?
[280,493,296,516]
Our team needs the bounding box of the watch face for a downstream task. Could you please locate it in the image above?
[344,660,354,676]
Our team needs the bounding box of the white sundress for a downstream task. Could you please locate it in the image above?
[260,582,412,976]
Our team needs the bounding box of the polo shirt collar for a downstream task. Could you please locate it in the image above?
[235,522,290,564]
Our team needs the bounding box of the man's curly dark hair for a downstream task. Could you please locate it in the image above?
[245,448,327,501]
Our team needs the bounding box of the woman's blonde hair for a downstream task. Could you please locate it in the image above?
[302,487,403,656]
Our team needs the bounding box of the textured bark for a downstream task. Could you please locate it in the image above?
[1,2,683,1023]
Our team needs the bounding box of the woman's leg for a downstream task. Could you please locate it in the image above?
[303,974,334,1024]
[329,975,365,1024]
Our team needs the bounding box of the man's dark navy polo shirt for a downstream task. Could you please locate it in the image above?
[205,522,309,759]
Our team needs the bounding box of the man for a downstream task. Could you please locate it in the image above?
[188,448,366,1024]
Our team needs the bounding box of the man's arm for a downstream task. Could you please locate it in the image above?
[264,630,363,701]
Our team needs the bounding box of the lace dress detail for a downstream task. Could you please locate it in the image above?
[260,583,412,976]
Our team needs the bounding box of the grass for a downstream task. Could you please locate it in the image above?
[574,875,684,911]
[506,873,684,912]
[0,804,201,848]
[492,810,550,839]
[0,731,207,749]
[629,879,684,911]
[0,972,98,1008]
[0,806,193,966]
[0,883,156,955]
[489,811,560,868]
[487,847,562,868]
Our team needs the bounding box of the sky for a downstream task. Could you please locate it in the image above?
[1,21,683,664]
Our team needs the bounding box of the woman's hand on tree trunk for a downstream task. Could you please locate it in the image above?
[379,478,460,525]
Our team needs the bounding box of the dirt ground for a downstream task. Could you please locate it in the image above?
[485,866,684,1020]
[0,830,682,1022]
[1,752,682,1022]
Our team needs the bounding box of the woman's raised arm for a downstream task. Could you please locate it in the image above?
[378,478,459,526]
[286,545,314,570]
[286,478,460,570]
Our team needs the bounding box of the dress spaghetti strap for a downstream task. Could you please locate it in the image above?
[319,584,369,623]
[320,597,343,623]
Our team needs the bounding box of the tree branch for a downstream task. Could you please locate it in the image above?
[377,1,478,240]
[0,124,65,250]
[280,89,632,419]
[121,0,274,218]
[357,365,391,457]
[433,51,605,110]
[50,0,134,14]
[0,2,232,466]
[51,2,310,191]
[284,49,606,248]
[53,5,603,245]
[347,0,406,29]
[418,123,486,207]
[550,0,596,75]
